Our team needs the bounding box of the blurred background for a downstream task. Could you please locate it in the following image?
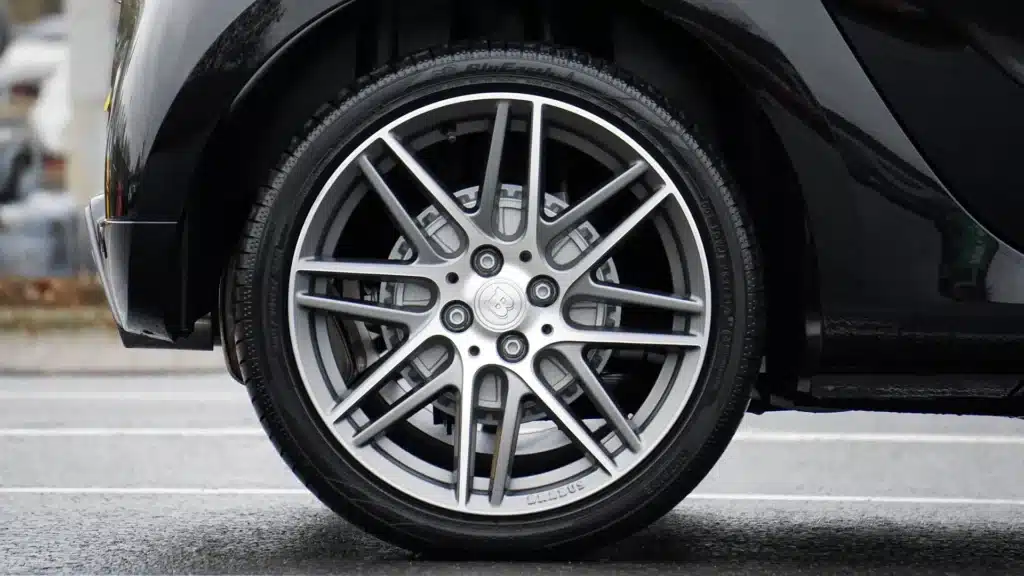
[0,0,219,370]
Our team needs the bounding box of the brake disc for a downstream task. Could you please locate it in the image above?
[378,184,621,426]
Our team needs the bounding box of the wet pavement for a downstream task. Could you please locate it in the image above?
[2,374,1023,574]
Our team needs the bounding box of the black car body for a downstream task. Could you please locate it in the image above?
[95,0,1024,412]
[86,0,1024,554]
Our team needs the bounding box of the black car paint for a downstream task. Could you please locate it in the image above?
[103,0,346,336]
[99,0,1024,408]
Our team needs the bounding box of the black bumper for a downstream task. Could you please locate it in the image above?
[84,195,216,350]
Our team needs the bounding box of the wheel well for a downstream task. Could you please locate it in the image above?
[190,0,810,385]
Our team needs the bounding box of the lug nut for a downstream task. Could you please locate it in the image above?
[498,332,528,362]
[442,302,473,332]
[472,246,503,277]
[528,276,558,307]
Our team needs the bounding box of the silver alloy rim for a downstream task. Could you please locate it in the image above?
[288,92,711,515]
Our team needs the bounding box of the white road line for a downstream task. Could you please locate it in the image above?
[2,428,1023,444]
[0,488,1022,507]
[0,428,263,437]
[733,431,1024,445]
[0,427,1022,446]
[0,487,307,495]
[686,494,1024,506]
[0,392,240,401]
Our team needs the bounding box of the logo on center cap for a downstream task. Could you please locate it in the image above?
[475,280,526,330]
[486,287,515,319]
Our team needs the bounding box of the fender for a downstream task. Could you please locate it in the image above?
[105,0,349,337]
[106,0,348,221]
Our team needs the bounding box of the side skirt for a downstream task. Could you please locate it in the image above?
[751,373,1024,417]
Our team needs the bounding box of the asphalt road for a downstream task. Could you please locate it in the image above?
[2,374,1024,574]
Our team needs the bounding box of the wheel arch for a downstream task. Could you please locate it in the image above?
[191,0,814,386]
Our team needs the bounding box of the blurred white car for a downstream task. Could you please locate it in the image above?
[0,49,68,207]
[0,52,75,277]
[14,14,67,41]
[0,14,66,105]
[28,56,67,158]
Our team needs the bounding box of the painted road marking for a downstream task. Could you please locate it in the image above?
[2,428,1023,445]
[0,487,1023,507]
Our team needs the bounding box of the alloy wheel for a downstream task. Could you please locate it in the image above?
[288,92,712,515]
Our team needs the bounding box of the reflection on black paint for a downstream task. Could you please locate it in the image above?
[191,0,285,76]
[828,113,999,303]
[106,0,289,219]
[829,0,1024,257]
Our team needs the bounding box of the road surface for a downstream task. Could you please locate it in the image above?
[2,374,1023,574]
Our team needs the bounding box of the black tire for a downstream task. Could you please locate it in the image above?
[230,44,763,556]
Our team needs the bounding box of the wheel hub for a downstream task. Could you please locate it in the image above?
[377,183,621,425]
[474,278,528,332]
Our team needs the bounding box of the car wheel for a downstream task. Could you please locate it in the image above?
[231,44,763,555]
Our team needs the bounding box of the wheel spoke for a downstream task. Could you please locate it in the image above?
[489,375,526,506]
[521,100,544,245]
[351,361,457,447]
[556,344,641,453]
[454,362,477,506]
[294,257,443,284]
[572,276,703,314]
[382,131,483,246]
[560,185,672,284]
[559,326,702,349]
[539,161,649,247]
[514,366,616,474]
[328,330,433,423]
[295,292,431,328]
[475,101,510,235]
[358,155,444,263]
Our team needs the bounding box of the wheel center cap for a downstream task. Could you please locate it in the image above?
[473,278,527,332]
